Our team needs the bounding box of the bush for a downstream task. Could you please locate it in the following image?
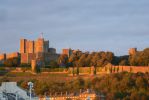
[4,57,20,67]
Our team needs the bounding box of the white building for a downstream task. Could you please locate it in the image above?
[0,82,38,100]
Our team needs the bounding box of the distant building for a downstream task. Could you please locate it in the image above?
[0,82,30,99]
[0,53,6,65]
[40,89,105,100]
[129,48,137,55]
[62,48,73,57]
[20,36,59,65]
[62,48,82,57]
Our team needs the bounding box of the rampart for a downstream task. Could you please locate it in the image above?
[6,52,19,59]
[68,66,149,75]
[113,66,149,73]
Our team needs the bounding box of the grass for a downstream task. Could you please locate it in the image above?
[0,71,103,84]
[0,72,73,83]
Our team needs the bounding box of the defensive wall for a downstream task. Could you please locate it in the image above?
[113,66,149,73]
[68,66,149,75]
[0,52,19,65]
[6,52,19,59]
[0,54,6,65]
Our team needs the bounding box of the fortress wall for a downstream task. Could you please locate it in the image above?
[21,53,36,64]
[45,53,60,62]
[0,54,6,64]
[21,53,28,64]
[0,54,6,60]
[6,52,19,59]
[114,66,149,73]
[28,53,36,63]
[131,66,149,73]
[70,66,149,74]
[48,48,56,54]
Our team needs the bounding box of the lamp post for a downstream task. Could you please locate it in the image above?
[28,82,33,100]
[15,91,18,100]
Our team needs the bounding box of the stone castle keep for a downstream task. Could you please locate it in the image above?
[20,36,59,64]
[0,36,59,65]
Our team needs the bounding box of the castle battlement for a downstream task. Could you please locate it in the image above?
[20,37,59,64]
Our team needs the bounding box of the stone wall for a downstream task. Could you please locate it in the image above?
[113,66,149,73]
[6,52,19,59]
[21,53,36,64]
[62,48,73,57]
[68,66,149,75]
[0,54,6,64]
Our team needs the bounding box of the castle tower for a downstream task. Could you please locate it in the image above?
[62,48,73,57]
[35,37,44,53]
[20,34,58,65]
[129,48,137,55]
[20,39,26,53]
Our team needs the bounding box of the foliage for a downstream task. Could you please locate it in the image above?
[6,72,146,99]
[67,51,114,67]
[4,57,20,67]
[129,48,149,66]
[19,63,31,67]
[58,54,68,67]
[57,48,149,67]
[49,60,59,68]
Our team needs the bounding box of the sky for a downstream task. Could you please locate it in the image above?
[0,0,149,56]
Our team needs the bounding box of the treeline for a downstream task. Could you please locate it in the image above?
[58,48,149,67]
[58,51,114,67]
[129,48,149,66]
[16,72,149,100]
[2,48,149,67]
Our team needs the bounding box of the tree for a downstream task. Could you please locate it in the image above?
[4,57,20,67]
[49,60,59,68]
[78,54,88,67]
[58,54,68,67]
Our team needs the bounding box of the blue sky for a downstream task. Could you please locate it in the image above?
[0,0,149,56]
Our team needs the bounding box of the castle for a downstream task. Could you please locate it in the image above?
[0,34,140,66]
[20,36,59,65]
[0,35,59,66]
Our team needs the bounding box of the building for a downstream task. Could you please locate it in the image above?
[0,53,6,65]
[20,36,59,65]
[0,52,19,65]
[39,89,105,100]
[6,52,19,59]
[62,48,73,57]
[129,48,137,55]
[0,82,29,99]
[0,82,38,100]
